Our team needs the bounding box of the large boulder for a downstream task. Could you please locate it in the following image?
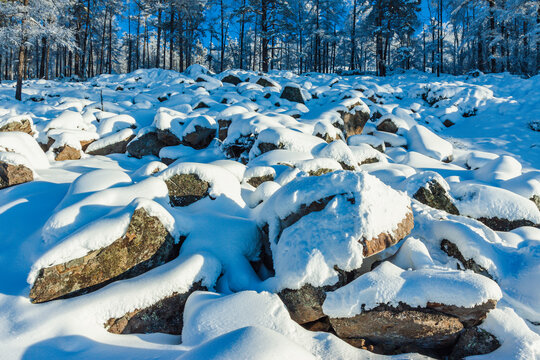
[105,281,205,334]
[323,261,502,355]
[338,98,370,137]
[181,115,217,150]
[280,85,305,104]
[54,145,81,161]
[258,171,414,325]
[403,172,459,215]
[222,74,242,85]
[0,161,33,189]
[127,131,168,158]
[0,116,34,135]
[29,207,178,303]
[158,162,243,207]
[86,129,135,156]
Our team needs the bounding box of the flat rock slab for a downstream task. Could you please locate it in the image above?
[30,208,178,303]
[105,282,205,335]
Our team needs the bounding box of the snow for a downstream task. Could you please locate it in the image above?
[158,162,243,205]
[322,261,502,318]
[1,69,540,359]
[85,128,135,153]
[451,182,540,223]
[406,125,454,161]
[0,131,50,169]
[41,176,169,242]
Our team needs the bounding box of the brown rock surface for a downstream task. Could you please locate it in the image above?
[54,145,81,161]
[29,208,178,303]
[0,118,33,135]
[0,161,33,189]
[338,102,370,137]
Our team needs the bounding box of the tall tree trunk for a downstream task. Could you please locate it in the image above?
[261,0,269,72]
[15,0,29,101]
[108,11,113,74]
[40,37,47,78]
[239,0,246,69]
[350,0,357,70]
[169,7,175,70]
[489,0,496,72]
[156,6,162,68]
[136,6,141,69]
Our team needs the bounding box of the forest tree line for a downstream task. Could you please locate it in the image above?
[0,0,538,100]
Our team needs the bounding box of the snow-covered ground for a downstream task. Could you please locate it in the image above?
[0,67,539,359]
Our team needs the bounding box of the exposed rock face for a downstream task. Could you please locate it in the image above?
[54,145,81,161]
[0,161,33,189]
[449,327,500,359]
[0,118,33,135]
[376,118,399,133]
[29,208,178,303]
[80,139,95,152]
[532,195,540,211]
[222,75,242,85]
[278,285,327,325]
[246,175,274,188]
[165,173,210,207]
[441,239,493,280]
[413,180,459,215]
[156,129,181,146]
[182,125,216,149]
[127,132,167,158]
[308,168,335,176]
[105,281,205,335]
[339,102,370,137]
[361,211,414,257]
[314,131,342,143]
[86,135,135,156]
[329,300,497,354]
[217,120,231,141]
[39,137,55,152]
[256,77,276,88]
[476,217,536,232]
[280,86,305,104]
[329,304,464,351]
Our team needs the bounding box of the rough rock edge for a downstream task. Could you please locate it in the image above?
[29,208,178,303]
[105,281,206,335]
[165,173,210,207]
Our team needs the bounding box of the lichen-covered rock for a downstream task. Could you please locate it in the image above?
[440,239,493,279]
[222,74,242,85]
[476,217,536,232]
[165,173,210,207]
[449,327,500,359]
[256,77,277,88]
[247,175,274,188]
[414,180,459,215]
[278,284,327,325]
[0,118,34,135]
[127,132,167,158]
[29,208,178,303]
[86,133,135,156]
[0,161,33,189]
[156,129,182,146]
[105,281,205,335]
[280,86,305,104]
[54,145,81,161]
[182,126,216,150]
[217,119,231,141]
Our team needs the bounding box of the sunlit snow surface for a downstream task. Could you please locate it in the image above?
[0,68,539,359]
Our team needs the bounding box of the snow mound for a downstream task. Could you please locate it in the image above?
[322,261,502,318]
